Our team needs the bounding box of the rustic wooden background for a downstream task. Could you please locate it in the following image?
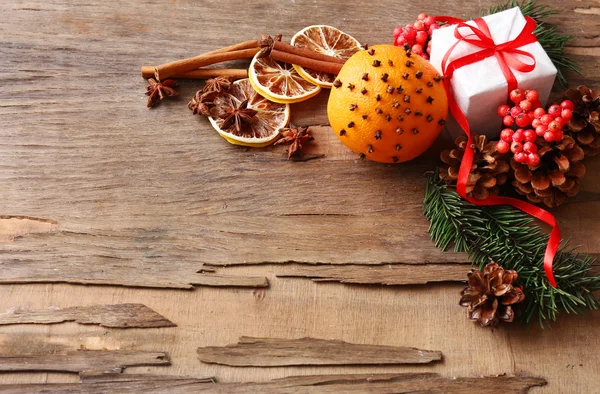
[1,0,599,392]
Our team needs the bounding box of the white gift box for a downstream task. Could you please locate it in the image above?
[429,7,557,138]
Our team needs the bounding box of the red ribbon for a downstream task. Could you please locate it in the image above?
[437,16,559,287]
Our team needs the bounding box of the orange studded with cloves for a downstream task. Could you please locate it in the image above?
[327,44,448,163]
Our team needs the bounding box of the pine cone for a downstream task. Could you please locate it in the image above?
[564,85,600,156]
[459,262,525,328]
[511,136,585,208]
[440,134,509,200]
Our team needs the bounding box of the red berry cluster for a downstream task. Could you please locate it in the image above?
[496,89,574,167]
[392,13,441,60]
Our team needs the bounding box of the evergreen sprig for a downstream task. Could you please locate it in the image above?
[424,173,600,327]
[482,0,580,87]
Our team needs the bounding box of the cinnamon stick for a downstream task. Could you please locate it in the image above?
[140,67,247,80]
[154,48,259,81]
[273,41,346,64]
[269,49,343,75]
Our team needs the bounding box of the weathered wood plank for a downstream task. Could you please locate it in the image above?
[0,350,169,373]
[276,263,468,285]
[197,337,442,366]
[0,303,175,328]
[0,0,598,393]
[0,373,545,393]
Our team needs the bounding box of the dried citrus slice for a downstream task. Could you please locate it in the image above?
[291,25,362,89]
[248,54,321,104]
[208,78,290,147]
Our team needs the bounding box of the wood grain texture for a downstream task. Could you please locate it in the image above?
[276,263,468,285]
[0,0,599,393]
[197,337,442,366]
[0,350,169,373]
[0,373,545,393]
[0,303,175,328]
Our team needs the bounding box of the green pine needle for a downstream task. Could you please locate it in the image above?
[424,173,600,327]
[481,0,581,87]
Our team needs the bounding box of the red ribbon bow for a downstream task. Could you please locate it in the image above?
[437,15,559,287]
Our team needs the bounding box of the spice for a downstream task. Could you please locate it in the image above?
[155,47,260,81]
[268,50,343,75]
[274,124,314,159]
[260,35,345,64]
[140,67,247,80]
[212,98,258,133]
[188,91,217,116]
[145,78,178,108]
[203,76,233,93]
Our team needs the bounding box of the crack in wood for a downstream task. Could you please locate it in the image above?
[276,263,468,285]
[0,373,546,393]
[0,350,170,374]
[197,337,443,366]
[0,303,176,328]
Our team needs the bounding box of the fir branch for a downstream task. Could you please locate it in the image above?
[481,0,581,87]
[424,173,600,327]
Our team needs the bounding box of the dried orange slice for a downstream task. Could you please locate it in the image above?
[208,78,290,147]
[291,25,362,89]
[248,54,321,104]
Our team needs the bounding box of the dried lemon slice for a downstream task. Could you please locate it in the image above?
[291,25,362,89]
[248,54,321,104]
[208,78,290,147]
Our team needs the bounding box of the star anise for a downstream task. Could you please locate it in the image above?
[188,90,218,116]
[212,98,258,133]
[145,78,178,107]
[202,76,233,94]
[274,124,314,159]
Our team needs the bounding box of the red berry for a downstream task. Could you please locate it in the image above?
[497,104,511,117]
[510,106,523,117]
[532,119,542,128]
[393,27,403,37]
[511,141,523,153]
[417,12,428,20]
[500,128,514,142]
[561,109,573,121]
[395,35,407,46]
[515,113,530,127]
[514,152,528,163]
[533,107,546,119]
[424,16,437,27]
[503,115,514,127]
[525,90,539,102]
[524,129,537,143]
[428,23,440,35]
[554,129,564,141]
[527,153,541,167]
[548,120,562,131]
[519,100,533,112]
[548,104,561,118]
[528,111,536,121]
[411,44,424,55]
[523,142,538,154]
[535,125,547,136]
[544,131,555,142]
[404,27,417,42]
[415,31,429,46]
[555,117,566,127]
[420,52,429,60]
[510,89,525,103]
[497,140,510,154]
[561,100,574,110]
[512,129,524,142]
[540,114,554,126]
[414,21,426,31]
